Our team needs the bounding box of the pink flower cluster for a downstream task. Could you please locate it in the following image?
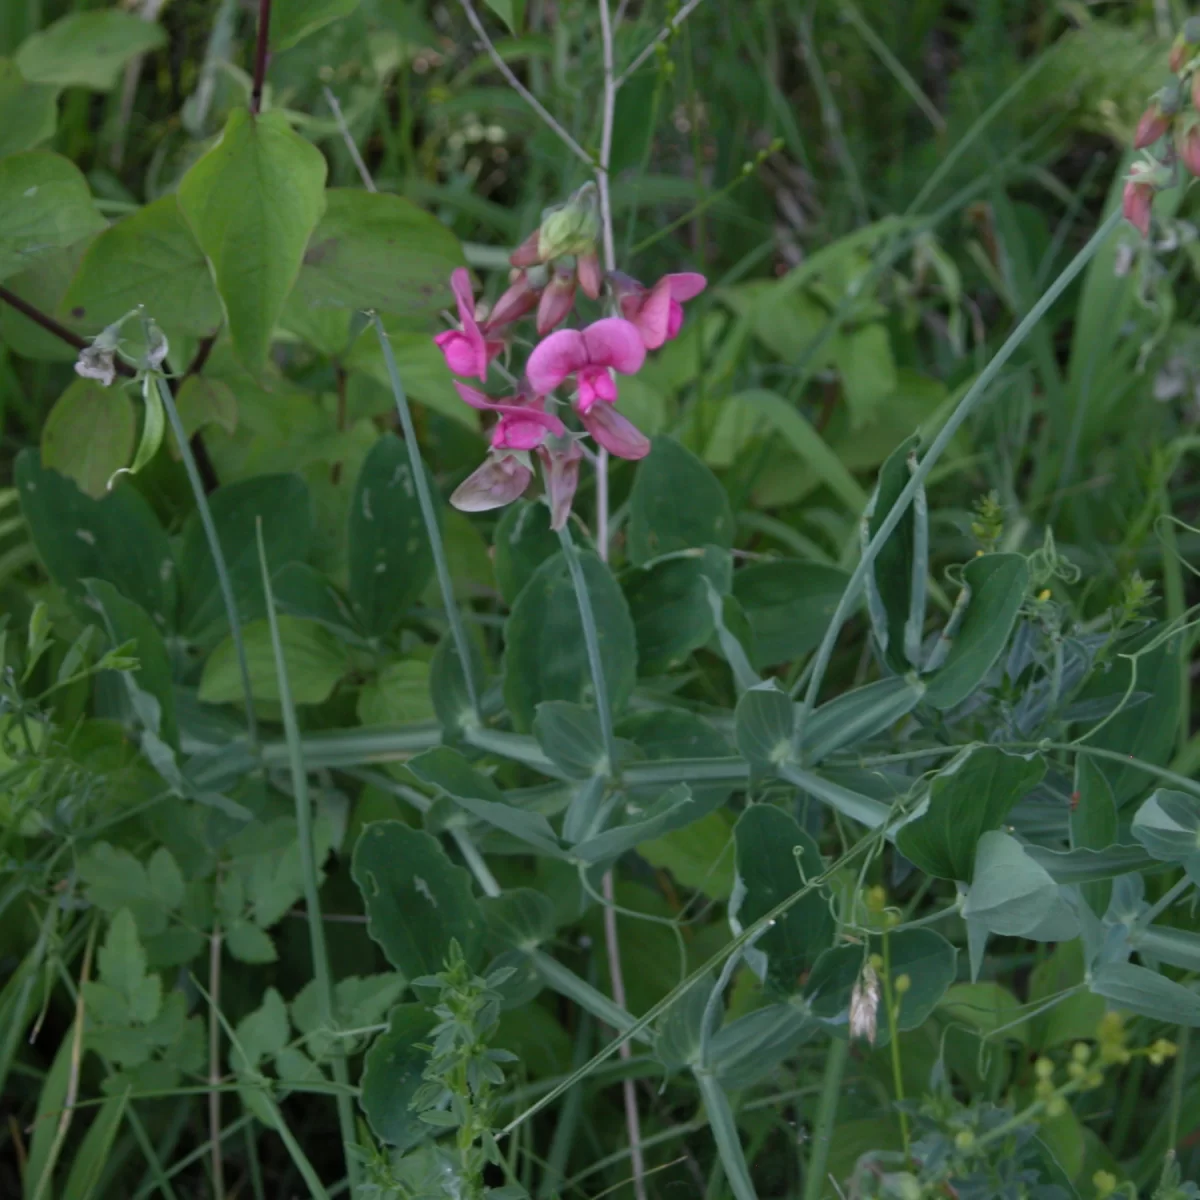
[432,211,705,529]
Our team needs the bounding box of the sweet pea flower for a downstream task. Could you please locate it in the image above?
[454,382,565,452]
[611,271,707,350]
[451,452,533,513]
[527,318,646,414]
[434,268,503,380]
[579,401,650,460]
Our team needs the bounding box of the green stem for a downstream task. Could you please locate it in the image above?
[881,932,911,1162]
[156,374,257,748]
[371,314,481,720]
[694,1071,757,1200]
[257,522,359,1195]
[1168,1026,1190,1154]
[804,1036,849,1200]
[800,208,1124,720]
[556,523,619,775]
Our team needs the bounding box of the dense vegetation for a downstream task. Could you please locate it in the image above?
[4,2,1200,1198]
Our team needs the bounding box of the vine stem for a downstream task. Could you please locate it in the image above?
[250,0,271,115]
[372,315,482,720]
[803,1035,848,1200]
[800,207,1124,722]
[209,919,225,1200]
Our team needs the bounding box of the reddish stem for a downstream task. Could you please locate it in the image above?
[250,0,272,115]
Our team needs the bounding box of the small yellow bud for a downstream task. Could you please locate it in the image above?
[1093,1170,1118,1198]
[1035,1078,1056,1101]
[954,1129,975,1151]
[1099,1012,1124,1038]
[866,885,887,912]
[869,953,884,971]
[1067,1061,1087,1081]
[894,973,912,995]
[1153,1038,1178,1060]
[1046,1095,1067,1118]
[975,548,984,557]
[1035,1056,1055,1080]
[885,910,901,928]
[1071,1042,1092,1064]
[1038,588,1052,602]
[1086,1068,1104,1089]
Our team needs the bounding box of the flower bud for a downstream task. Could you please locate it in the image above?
[1135,105,1170,149]
[537,183,600,261]
[1171,37,1188,74]
[1122,179,1154,236]
[510,228,542,268]
[487,271,539,330]
[536,267,577,335]
[576,251,603,300]
[145,319,169,370]
[537,439,582,530]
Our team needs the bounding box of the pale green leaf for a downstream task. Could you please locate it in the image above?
[40,379,134,499]
[16,11,166,90]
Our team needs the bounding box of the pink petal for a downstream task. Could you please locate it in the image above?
[436,330,486,380]
[454,381,494,410]
[633,278,673,350]
[527,329,588,395]
[450,455,532,512]
[665,272,707,302]
[581,318,646,375]
[538,443,582,530]
[666,298,685,341]
[581,404,651,460]
[449,267,477,328]
[454,382,565,436]
[494,415,551,451]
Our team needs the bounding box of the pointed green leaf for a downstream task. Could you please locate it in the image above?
[732,560,850,669]
[1090,962,1200,1026]
[962,832,1079,941]
[1072,756,1118,916]
[200,616,346,706]
[708,1003,814,1089]
[351,820,485,976]
[572,784,701,863]
[359,1004,435,1150]
[800,675,925,764]
[16,11,165,90]
[865,435,919,671]
[272,0,359,50]
[40,378,134,500]
[178,108,327,372]
[232,987,289,1074]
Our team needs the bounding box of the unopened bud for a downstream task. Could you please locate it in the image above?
[510,228,542,268]
[537,183,600,261]
[487,272,539,329]
[536,267,576,335]
[1193,69,1200,114]
[1135,105,1171,149]
[576,251,602,300]
[145,319,169,370]
[1123,178,1154,237]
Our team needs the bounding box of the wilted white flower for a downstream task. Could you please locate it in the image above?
[849,961,880,1046]
[145,319,169,369]
[75,343,117,388]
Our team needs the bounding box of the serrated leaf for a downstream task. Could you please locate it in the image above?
[351,820,485,976]
[40,378,134,500]
[16,11,166,90]
[177,108,326,372]
[63,195,222,339]
[225,921,278,964]
[78,844,174,936]
[628,437,734,566]
[232,987,289,1074]
[360,1004,435,1150]
[98,909,160,1025]
[731,560,850,669]
[896,747,1046,882]
[503,548,637,733]
[348,434,434,636]
[731,805,831,993]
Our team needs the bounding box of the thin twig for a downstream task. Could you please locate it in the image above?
[458,0,594,166]
[209,920,225,1200]
[250,0,272,115]
[323,86,377,192]
[0,285,125,364]
[185,332,218,379]
[613,0,706,89]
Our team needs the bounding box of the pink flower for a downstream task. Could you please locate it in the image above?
[451,453,533,513]
[526,318,646,414]
[537,441,583,530]
[614,272,707,349]
[1123,180,1153,236]
[580,401,650,460]
[455,382,564,452]
[434,268,502,381]
[536,267,576,335]
[486,271,539,330]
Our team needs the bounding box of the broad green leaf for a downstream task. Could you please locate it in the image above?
[1131,788,1200,865]
[924,553,1029,709]
[290,189,463,313]
[408,747,564,856]
[709,1004,814,1089]
[17,448,174,623]
[503,548,637,733]
[807,929,957,1044]
[174,375,238,440]
[0,151,104,281]
[348,434,433,636]
[359,1004,434,1150]
[628,437,734,566]
[62,1087,129,1200]
[865,435,919,671]
[179,473,312,644]
[482,0,524,34]
[800,675,925,764]
[177,108,327,372]
[493,500,559,604]
[84,579,178,750]
[231,987,289,1074]
[1132,924,1200,974]
[0,60,57,157]
[430,631,483,739]
[938,982,1029,1044]
[640,810,735,900]
[572,784,701,864]
[1072,756,1118,916]
[533,701,608,779]
[351,820,485,975]
[624,546,730,673]
[734,681,795,773]
[482,889,557,951]
[1090,962,1200,1026]
[199,616,346,706]
[63,195,222,339]
[272,0,359,50]
[272,562,361,642]
[357,660,434,726]
[41,378,134,499]
[731,805,831,993]
[16,11,166,89]
[897,747,1046,882]
[732,560,850,669]
[831,323,896,429]
[962,832,1079,942]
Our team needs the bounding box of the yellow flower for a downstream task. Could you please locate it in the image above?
[1093,1170,1118,1198]
[1035,1057,1055,1080]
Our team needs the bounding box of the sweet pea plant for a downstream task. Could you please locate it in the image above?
[7,2,1200,1200]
